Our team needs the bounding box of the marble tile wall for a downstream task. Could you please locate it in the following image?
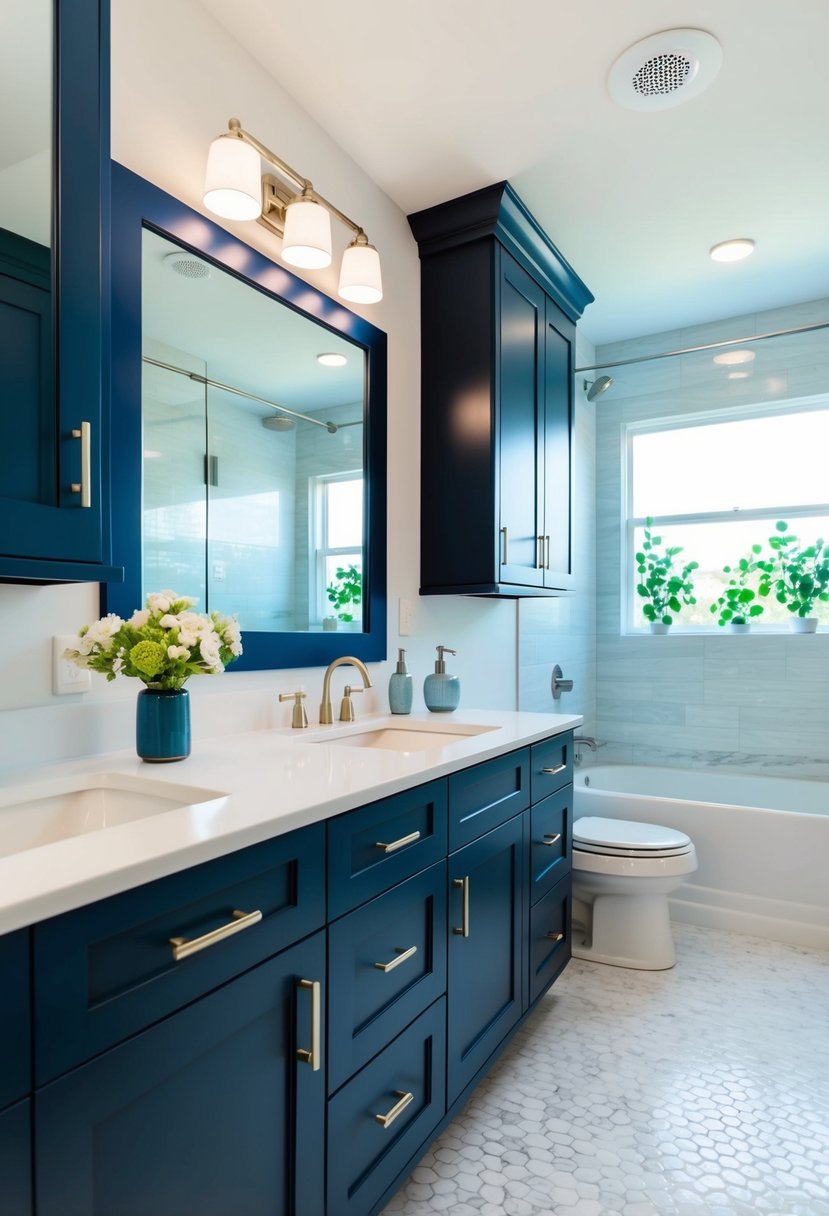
[593,297,829,775]
[518,332,597,732]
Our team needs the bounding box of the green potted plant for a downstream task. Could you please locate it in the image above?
[710,547,774,632]
[325,564,362,628]
[760,521,829,633]
[635,518,698,633]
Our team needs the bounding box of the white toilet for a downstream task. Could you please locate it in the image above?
[571,816,697,970]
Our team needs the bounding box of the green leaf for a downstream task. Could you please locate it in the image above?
[775,521,788,532]
[661,615,672,626]
[751,544,762,554]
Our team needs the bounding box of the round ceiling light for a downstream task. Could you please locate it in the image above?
[608,29,723,112]
[710,238,755,263]
[317,353,347,367]
[713,349,756,366]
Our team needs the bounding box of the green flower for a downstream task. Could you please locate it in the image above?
[129,640,167,678]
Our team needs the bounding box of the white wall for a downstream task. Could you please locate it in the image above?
[593,297,829,778]
[0,0,517,768]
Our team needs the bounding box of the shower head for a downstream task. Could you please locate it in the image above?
[584,375,613,401]
[261,414,295,432]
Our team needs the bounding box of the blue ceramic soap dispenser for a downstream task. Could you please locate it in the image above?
[388,647,413,714]
[424,644,460,712]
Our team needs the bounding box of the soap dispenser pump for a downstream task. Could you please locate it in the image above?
[424,645,460,713]
[388,648,413,714]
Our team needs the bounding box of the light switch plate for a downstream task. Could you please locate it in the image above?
[398,597,413,636]
[53,635,91,695]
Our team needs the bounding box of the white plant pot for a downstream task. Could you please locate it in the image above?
[322,617,338,632]
[648,622,670,635]
[789,617,818,634]
[728,622,751,634]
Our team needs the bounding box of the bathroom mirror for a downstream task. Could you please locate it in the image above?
[106,164,387,671]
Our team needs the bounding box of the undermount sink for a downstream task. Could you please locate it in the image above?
[0,773,226,860]
[314,723,499,753]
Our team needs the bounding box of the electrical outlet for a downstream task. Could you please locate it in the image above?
[398,597,413,636]
[53,635,91,695]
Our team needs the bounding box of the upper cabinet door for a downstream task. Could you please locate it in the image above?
[0,0,121,583]
[542,301,575,588]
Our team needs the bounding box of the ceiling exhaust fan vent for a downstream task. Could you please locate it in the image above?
[164,250,211,281]
[609,30,722,112]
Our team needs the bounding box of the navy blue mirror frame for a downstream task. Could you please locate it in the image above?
[104,163,387,671]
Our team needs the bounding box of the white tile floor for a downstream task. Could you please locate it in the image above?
[383,925,829,1216]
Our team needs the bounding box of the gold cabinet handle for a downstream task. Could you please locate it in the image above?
[169,908,262,961]
[500,525,508,565]
[375,830,421,854]
[541,832,562,847]
[374,945,418,973]
[70,421,92,508]
[374,1090,414,1129]
[296,977,321,1071]
[453,876,470,937]
[545,931,565,943]
[541,763,567,775]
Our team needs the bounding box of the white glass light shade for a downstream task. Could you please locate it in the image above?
[338,240,383,304]
[281,198,332,269]
[203,136,262,221]
[709,238,755,263]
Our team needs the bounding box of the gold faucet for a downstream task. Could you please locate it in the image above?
[319,656,373,724]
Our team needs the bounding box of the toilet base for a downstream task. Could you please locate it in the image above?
[571,891,678,971]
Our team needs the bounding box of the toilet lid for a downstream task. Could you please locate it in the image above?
[573,816,692,855]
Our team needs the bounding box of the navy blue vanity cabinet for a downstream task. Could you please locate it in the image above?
[0,1100,32,1216]
[0,0,121,583]
[408,182,592,597]
[0,929,30,1112]
[35,931,326,1216]
[446,813,526,1106]
[529,873,572,1005]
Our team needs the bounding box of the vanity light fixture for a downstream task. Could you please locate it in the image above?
[203,118,383,303]
[317,352,348,367]
[710,238,755,263]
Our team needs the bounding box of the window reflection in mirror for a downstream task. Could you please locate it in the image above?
[141,229,366,634]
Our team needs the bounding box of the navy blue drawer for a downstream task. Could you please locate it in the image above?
[531,732,573,803]
[328,780,447,919]
[448,748,530,851]
[328,862,447,1093]
[0,930,30,1110]
[529,785,572,904]
[0,1099,31,1216]
[327,998,446,1216]
[529,872,571,1005]
[34,823,325,1083]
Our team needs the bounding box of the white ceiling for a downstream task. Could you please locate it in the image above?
[198,0,829,345]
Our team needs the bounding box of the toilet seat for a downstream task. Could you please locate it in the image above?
[573,816,692,859]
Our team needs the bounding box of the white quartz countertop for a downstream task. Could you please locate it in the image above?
[0,709,581,934]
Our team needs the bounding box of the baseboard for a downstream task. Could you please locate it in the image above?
[670,882,829,951]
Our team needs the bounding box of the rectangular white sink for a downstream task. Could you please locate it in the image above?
[0,773,226,859]
[314,723,499,752]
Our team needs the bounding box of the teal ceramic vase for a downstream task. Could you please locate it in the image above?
[136,688,191,762]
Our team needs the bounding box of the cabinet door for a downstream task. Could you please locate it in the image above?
[36,932,326,1216]
[447,814,525,1106]
[498,252,545,587]
[0,0,119,581]
[0,1100,31,1216]
[0,929,29,1111]
[542,302,574,589]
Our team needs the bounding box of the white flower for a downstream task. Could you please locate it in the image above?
[78,613,123,654]
[112,646,126,674]
[229,639,243,657]
[129,608,150,629]
[159,614,179,630]
[167,644,190,661]
[146,590,178,615]
[198,633,223,672]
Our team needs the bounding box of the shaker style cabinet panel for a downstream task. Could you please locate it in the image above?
[0,929,30,1112]
[0,1100,31,1216]
[408,181,592,598]
[0,0,121,583]
[35,932,326,1216]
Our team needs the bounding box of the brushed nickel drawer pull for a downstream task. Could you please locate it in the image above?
[296,978,321,1071]
[541,763,567,776]
[545,931,565,943]
[541,832,562,847]
[375,830,421,854]
[453,876,470,937]
[500,525,508,565]
[70,421,92,508]
[545,535,551,570]
[169,908,262,961]
[374,945,418,973]
[375,1090,414,1129]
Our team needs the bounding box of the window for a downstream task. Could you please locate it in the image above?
[625,400,829,631]
[311,472,363,625]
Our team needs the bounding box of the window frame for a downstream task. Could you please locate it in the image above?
[310,470,364,626]
[622,394,829,634]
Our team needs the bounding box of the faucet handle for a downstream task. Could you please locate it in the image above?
[279,690,308,729]
[339,685,364,722]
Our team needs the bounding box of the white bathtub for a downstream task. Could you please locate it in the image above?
[574,765,829,950]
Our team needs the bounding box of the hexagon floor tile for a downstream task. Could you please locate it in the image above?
[382,924,829,1215]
